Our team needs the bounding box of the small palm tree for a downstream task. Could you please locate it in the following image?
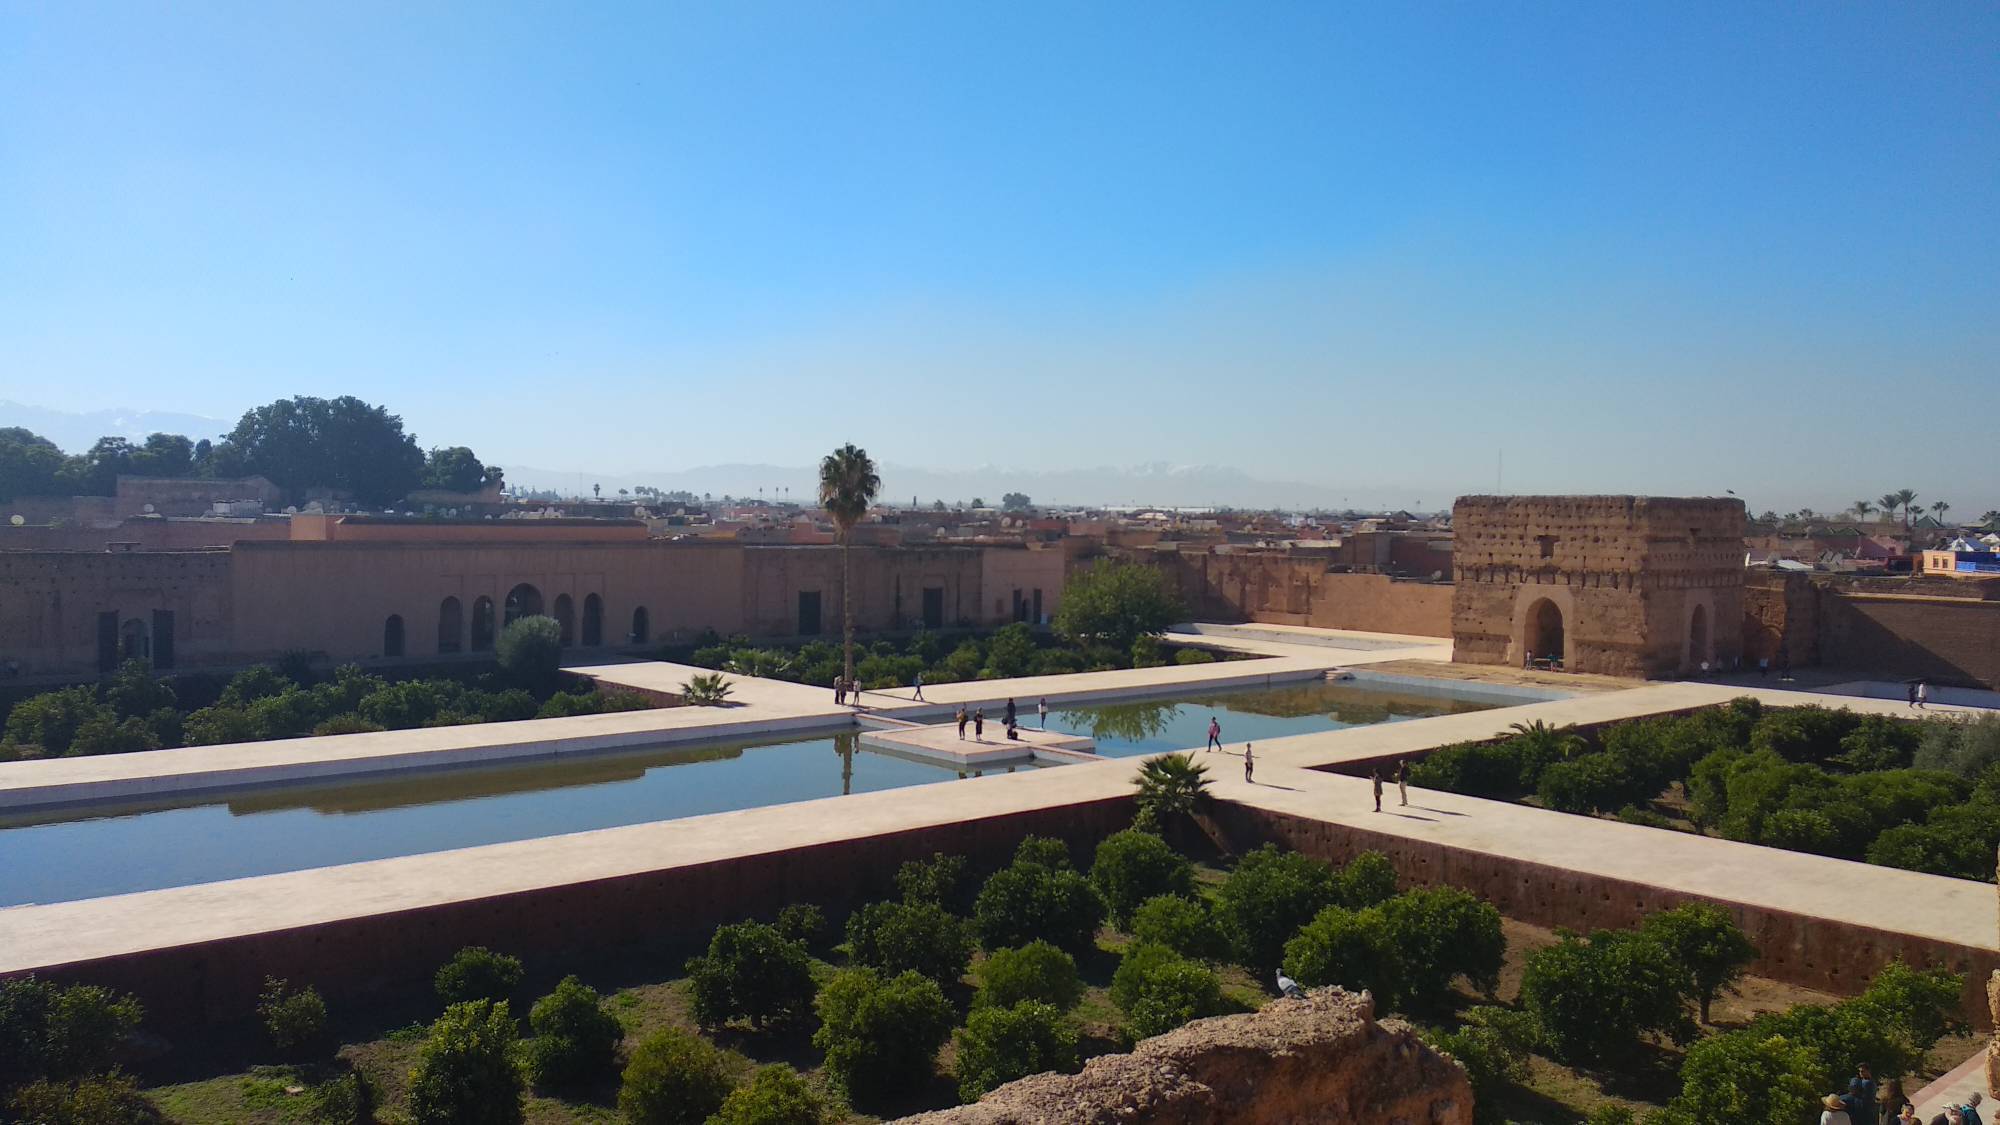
[819,443,881,691]
[1851,500,1875,521]
[679,671,734,706]
[1932,501,1950,524]
[1893,488,1919,532]
[1134,753,1213,825]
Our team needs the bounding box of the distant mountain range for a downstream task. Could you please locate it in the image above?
[1,401,1417,510]
[501,461,1413,512]
[0,400,233,451]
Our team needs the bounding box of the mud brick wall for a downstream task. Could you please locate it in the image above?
[1144,550,1453,637]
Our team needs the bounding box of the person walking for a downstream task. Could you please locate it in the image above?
[1038,698,1048,729]
[1759,655,1770,678]
[1371,769,1384,813]
[1206,717,1223,752]
[1821,1093,1853,1125]
[1849,1064,1878,1125]
[1908,681,1920,709]
[973,708,984,740]
[1396,759,1409,806]
[912,671,926,702]
[956,705,968,740]
[834,677,845,707]
[1005,698,1017,727]
[1917,680,1931,710]
[1244,743,1254,784]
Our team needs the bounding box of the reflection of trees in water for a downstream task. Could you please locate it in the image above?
[1177,684,1495,727]
[1062,700,1182,743]
[835,732,856,796]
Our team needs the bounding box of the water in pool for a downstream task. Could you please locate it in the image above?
[0,679,1501,906]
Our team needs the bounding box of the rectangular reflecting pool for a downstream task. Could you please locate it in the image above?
[0,676,1538,906]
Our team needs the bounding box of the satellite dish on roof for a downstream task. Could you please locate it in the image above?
[9,515,22,526]
[142,503,156,513]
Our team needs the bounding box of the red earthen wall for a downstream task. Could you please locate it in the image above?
[1144,551,1453,637]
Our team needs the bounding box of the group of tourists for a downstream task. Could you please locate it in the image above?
[1820,1063,1976,1125]
[832,678,863,708]
[1908,680,1933,709]
[1367,759,1409,812]
[954,697,1049,743]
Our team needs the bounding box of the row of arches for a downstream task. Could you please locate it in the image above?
[1515,594,1716,674]
[382,584,650,658]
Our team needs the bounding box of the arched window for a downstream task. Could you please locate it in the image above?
[581,593,603,646]
[438,596,463,654]
[384,614,405,657]
[504,583,543,626]
[553,594,574,646]
[630,606,650,645]
[471,596,497,651]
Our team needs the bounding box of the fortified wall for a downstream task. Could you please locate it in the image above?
[1745,569,2000,689]
[1452,495,1746,678]
[1138,549,1454,637]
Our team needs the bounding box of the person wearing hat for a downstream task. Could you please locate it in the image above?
[1822,1093,1853,1125]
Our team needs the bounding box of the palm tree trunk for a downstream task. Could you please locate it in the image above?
[841,531,855,690]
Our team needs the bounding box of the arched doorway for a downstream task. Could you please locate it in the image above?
[1689,604,1710,672]
[437,597,463,654]
[471,596,497,651]
[504,583,543,626]
[119,617,150,662]
[1525,598,1564,667]
[581,594,603,646]
[553,594,574,646]
[630,606,650,645]
[384,614,405,657]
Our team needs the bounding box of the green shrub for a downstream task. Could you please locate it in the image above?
[973,855,1107,955]
[358,680,454,729]
[1423,1013,1531,1125]
[4,686,115,755]
[1868,799,2000,879]
[707,1065,834,1125]
[1174,648,1217,665]
[311,713,386,736]
[685,921,816,1030]
[8,1073,162,1125]
[679,671,734,705]
[304,1067,378,1125]
[846,900,974,985]
[1406,741,1524,798]
[1282,906,1390,999]
[525,976,622,1088]
[1052,560,1182,651]
[1657,1029,1821,1125]
[1284,887,1502,1014]
[434,946,524,1006]
[1110,944,1224,1039]
[0,976,145,1087]
[1836,714,1922,771]
[973,941,1083,1011]
[985,623,1037,677]
[1090,829,1195,927]
[1128,894,1226,960]
[1012,835,1074,869]
[953,1000,1079,1101]
[406,1000,524,1125]
[1751,705,1860,765]
[1331,850,1399,909]
[1857,959,1966,1056]
[1686,746,1747,828]
[1535,752,1637,814]
[496,615,564,690]
[1518,930,1692,1065]
[774,903,828,949]
[811,968,954,1102]
[618,1026,733,1125]
[257,977,327,1051]
[1639,903,1757,1023]
[1914,713,2000,780]
[895,852,970,911]
[1213,845,1336,970]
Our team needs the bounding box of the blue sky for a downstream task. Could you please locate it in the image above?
[1,2,1995,511]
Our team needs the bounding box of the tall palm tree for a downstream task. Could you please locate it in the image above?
[1893,489,1919,533]
[1932,501,1951,524]
[1851,500,1875,521]
[818,443,881,692]
[1878,493,1903,526]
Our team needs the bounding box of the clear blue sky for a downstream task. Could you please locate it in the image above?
[2,2,1995,512]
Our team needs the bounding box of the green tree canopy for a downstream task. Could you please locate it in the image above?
[218,395,427,505]
[0,427,66,500]
[424,446,503,492]
[1053,561,1182,650]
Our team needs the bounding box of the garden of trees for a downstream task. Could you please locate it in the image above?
[1409,698,2000,881]
[2,763,1970,1124]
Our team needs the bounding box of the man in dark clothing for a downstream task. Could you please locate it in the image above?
[1848,1064,1878,1125]
[1371,769,1383,813]
[1962,1092,1984,1125]
[973,708,984,739]
[1004,698,1017,727]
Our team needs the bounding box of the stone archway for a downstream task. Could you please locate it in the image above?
[471,596,497,651]
[1524,598,1564,667]
[581,594,603,646]
[437,596,463,654]
[383,614,405,658]
[1689,603,1710,672]
[553,594,574,646]
[504,583,543,626]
